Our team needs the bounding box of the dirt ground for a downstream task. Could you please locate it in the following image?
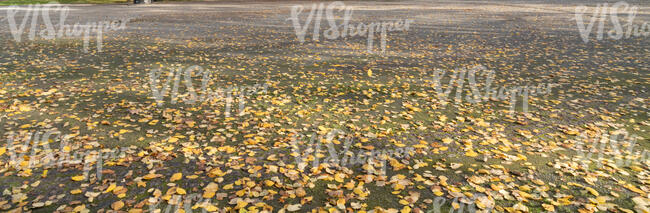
[0,0,648,212]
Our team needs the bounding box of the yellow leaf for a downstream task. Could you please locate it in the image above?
[401,206,412,213]
[542,204,555,212]
[466,150,478,157]
[105,183,116,193]
[235,201,248,209]
[112,201,124,210]
[0,147,5,156]
[204,182,219,192]
[337,198,346,209]
[630,166,644,172]
[394,183,405,191]
[625,184,646,195]
[71,175,85,181]
[203,191,215,199]
[585,187,599,196]
[565,130,579,135]
[204,204,218,212]
[442,137,452,144]
[170,173,183,182]
[517,154,527,161]
[73,205,86,212]
[223,184,234,190]
[18,104,32,112]
[353,187,364,195]
[176,187,187,195]
[367,69,373,77]
[287,204,301,211]
[209,168,227,177]
[334,173,345,183]
[143,173,160,180]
